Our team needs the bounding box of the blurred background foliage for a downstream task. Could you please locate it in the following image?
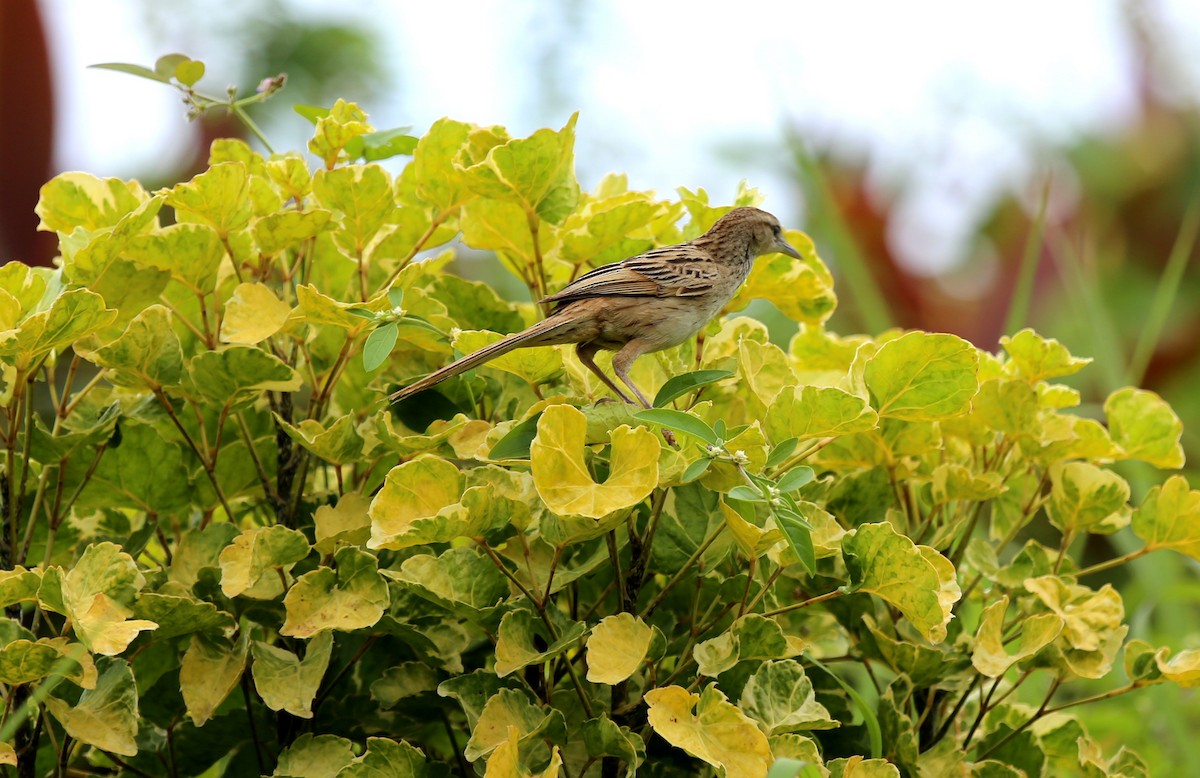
[1,0,1197,772]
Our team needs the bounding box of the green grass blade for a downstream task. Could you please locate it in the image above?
[1002,177,1052,336]
[784,129,895,334]
[1127,194,1200,386]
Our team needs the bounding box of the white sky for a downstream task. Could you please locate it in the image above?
[38,0,1200,273]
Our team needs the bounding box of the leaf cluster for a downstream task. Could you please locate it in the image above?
[0,83,1195,778]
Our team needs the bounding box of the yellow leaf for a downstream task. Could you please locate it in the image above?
[1154,647,1200,688]
[644,685,772,778]
[587,613,655,684]
[181,633,248,727]
[484,726,563,777]
[971,596,1063,677]
[220,282,292,344]
[1133,475,1200,560]
[314,492,372,554]
[368,456,464,550]
[531,405,658,519]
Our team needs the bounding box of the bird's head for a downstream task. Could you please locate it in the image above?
[704,207,802,260]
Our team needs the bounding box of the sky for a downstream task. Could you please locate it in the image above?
[37,0,1200,273]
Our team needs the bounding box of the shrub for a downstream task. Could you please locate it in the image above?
[0,86,1196,777]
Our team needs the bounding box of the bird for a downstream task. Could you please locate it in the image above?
[388,206,802,409]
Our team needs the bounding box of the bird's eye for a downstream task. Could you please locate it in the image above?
[772,225,781,236]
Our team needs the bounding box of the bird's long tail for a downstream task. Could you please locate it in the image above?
[388,316,574,403]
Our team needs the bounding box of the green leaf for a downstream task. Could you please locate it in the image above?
[219,525,310,599]
[173,58,205,86]
[78,422,191,515]
[363,322,399,372]
[864,332,979,420]
[274,733,357,777]
[493,608,586,677]
[163,161,252,237]
[411,118,482,212]
[387,547,508,617]
[312,163,393,248]
[281,547,389,638]
[89,61,171,84]
[461,113,580,223]
[653,369,735,407]
[277,413,365,465]
[776,505,817,574]
[187,346,303,403]
[681,457,713,483]
[582,716,645,776]
[169,524,238,589]
[253,208,332,254]
[739,660,837,734]
[125,222,225,293]
[738,339,798,408]
[38,542,156,655]
[293,104,330,124]
[338,738,432,777]
[777,467,816,493]
[765,385,879,441]
[0,289,115,369]
[0,639,95,688]
[489,412,543,460]
[36,172,149,233]
[131,591,234,639]
[251,630,333,718]
[644,684,773,778]
[532,405,659,519]
[345,126,419,162]
[727,485,764,502]
[807,655,884,760]
[370,663,440,709]
[1104,387,1185,468]
[841,522,961,643]
[634,408,719,446]
[308,99,373,168]
[43,658,139,756]
[464,688,559,762]
[767,438,799,469]
[693,614,795,676]
[1000,328,1092,382]
[180,633,248,727]
[0,567,42,610]
[459,197,536,258]
[586,613,658,685]
[153,53,190,78]
[1046,462,1130,534]
[1132,475,1200,560]
[89,305,184,388]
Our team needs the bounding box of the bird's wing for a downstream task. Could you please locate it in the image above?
[541,245,719,305]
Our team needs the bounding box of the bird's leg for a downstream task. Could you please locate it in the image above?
[575,343,635,405]
[612,341,676,446]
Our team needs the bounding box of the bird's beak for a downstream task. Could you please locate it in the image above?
[775,235,802,259]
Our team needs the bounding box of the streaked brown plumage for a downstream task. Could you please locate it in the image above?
[389,206,802,407]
